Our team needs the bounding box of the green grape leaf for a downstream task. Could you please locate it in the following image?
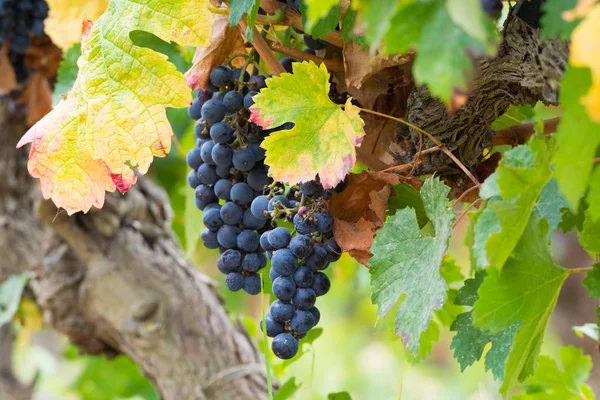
[408,319,441,363]
[360,0,400,50]
[473,218,569,396]
[388,183,428,227]
[250,62,365,188]
[440,257,465,285]
[341,3,368,48]
[228,0,260,40]
[382,0,499,103]
[300,1,341,40]
[450,270,517,379]
[534,178,569,237]
[369,177,455,354]
[474,135,554,270]
[491,105,536,131]
[304,0,339,28]
[583,264,600,298]
[587,166,600,222]
[541,0,581,40]
[0,273,30,326]
[17,0,212,215]
[555,67,600,211]
[514,346,594,400]
[53,43,81,104]
[273,377,302,400]
[581,211,600,254]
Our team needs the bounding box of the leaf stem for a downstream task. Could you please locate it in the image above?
[568,266,595,274]
[380,145,443,173]
[452,198,483,229]
[357,107,481,186]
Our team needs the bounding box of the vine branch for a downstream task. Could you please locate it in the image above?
[238,19,286,76]
[265,40,344,72]
[491,117,562,146]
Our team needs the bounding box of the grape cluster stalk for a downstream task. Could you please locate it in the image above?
[186,56,347,358]
[0,0,49,85]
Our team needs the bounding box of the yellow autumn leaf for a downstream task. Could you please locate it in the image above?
[46,0,110,50]
[16,298,43,346]
[571,4,600,121]
[18,0,212,214]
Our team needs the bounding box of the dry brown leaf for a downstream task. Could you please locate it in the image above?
[0,45,18,95]
[185,14,247,91]
[24,74,54,126]
[329,170,401,266]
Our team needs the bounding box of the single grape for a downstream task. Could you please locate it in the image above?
[195,184,215,204]
[261,313,285,337]
[290,310,315,335]
[272,276,296,301]
[312,272,331,296]
[303,35,328,50]
[292,288,316,311]
[481,0,503,17]
[242,209,267,230]
[197,164,218,185]
[272,333,298,359]
[214,179,233,200]
[223,90,244,111]
[225,272,244,291]
[271,300,294,322]
[251,196,270,220]
[324,238,342,262]
[216,164,231,179]
[187,169,201,189]
[268,227,291,249]
[196,137,209,149]
[211,143,233,167]
[186,147,203,169]
[289,235,314,259]
[300,180,324,199]
[232,148,256,172]
[271,249,298,276]
[209,122,232,144]
[293,213,317,234]
[188,98,203,120]
[260,231,275,251]
[305,246,329,271]
[248,143,266,161]
[249,75,267,91]
[232,68,250,83]
[241,253,262,273]
[244,91,258,109]
[217,225,241,249]
[209,65,233,88]
[220,249,242,272]
[247,169,269,191]
[293,266,314,288]
[316,212,334,233]
[244,274,261,295]
[205,203,221,211]
[220,202,243,225]
[201,99,228,125]
[309,306,320,326]
[237,230,260,253]
[196,89,212,102]
[201,228,220,249]
[280,57,295,73]
[269,268,281,282]
[202,208,224,232]
[230,182,254,205]
[200,140,216,165]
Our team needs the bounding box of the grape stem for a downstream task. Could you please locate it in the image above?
[452,198,483,229]
[356,107,481,187]
[568,266,595,274]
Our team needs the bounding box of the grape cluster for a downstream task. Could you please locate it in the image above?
[0,0,49,85]
[254,177,346,359]
[187,64,280,295]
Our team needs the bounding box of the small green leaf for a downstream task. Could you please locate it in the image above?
[555,67,600,211]
[250,62,365,188]
[541,0,581,40]
[328,392,352,400]
[303,0,340,34]
[534,178,569,237]
[581,211,600,254]
[473,218,569,396]
[474,135,554,269]
[360,0,400,50]
[514,346,594,400]
[455,271,486,306]
[228,0,255,25]
[388,183,428,227]
[341,3,368,48]
[53,44,81,104]
[583,264,600,299]
[273,377,302,400]
[0,273,30,326]
[490,105,536,131]
[370,177,454,354]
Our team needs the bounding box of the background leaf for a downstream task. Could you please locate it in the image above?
[0,273,30,326]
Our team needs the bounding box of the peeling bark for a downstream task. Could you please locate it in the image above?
[0,97,270,400]
[396,12,569,178]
